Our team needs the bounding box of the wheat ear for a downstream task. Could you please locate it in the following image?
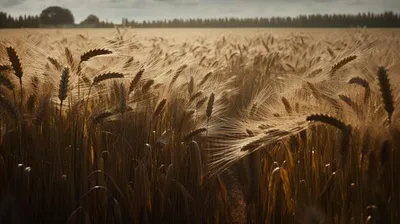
[188,76,194,97]
[6,47,23,80]
[65,47,74,68]
[129,68,144,94]
[306,114,347,130]
[142,79,154,93]
[80,49,112,63]
[206,93,215,119]
[58,67,70,116]
[281,97,292,114]
[196,97,207,110]
[47,57,62,71]
[169,64,187,88]
[190,91,203,102]
[330,55,357,75]
[338,94,360,116]
[348,77,370,103]
[377,66,394,123]
[92,72,124,86]
[183,128,207,141]
[153,99,167,119]
[199,72,212,87]
[91,111,113,125]
[6,47,23,112]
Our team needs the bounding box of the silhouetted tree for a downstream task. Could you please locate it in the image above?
[81,14,100,25]
[39,6,74,26]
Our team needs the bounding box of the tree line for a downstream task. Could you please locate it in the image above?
[1,7,399,28]
[124,11,400,28]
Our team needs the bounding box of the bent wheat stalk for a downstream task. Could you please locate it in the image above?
[306,114,352,166]
[348,77,370,103]
[80,49,112,63]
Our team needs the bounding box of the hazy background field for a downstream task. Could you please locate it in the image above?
[2,28,400,38]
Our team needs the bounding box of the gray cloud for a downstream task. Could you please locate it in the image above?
[1,0,399,23]
[0,0,26,7]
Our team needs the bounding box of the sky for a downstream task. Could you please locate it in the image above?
[1,0,399,23]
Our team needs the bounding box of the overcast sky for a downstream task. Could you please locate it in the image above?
[1,0,399,23]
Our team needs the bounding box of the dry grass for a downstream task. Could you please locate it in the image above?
[0,28,400,223]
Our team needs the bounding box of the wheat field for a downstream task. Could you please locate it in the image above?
[0,28,399,223]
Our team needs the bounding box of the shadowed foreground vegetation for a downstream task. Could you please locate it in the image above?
[0,28,399,223]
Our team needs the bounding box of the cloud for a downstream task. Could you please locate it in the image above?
[155,0,200,5]
[0,0,26,7]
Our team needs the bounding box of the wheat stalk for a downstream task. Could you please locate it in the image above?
[199,72,212,87]
[196,97,208,110]
[92,72,124,86]
[338,94,360,116]
[26,94,36,113]
[380,141,390,166]
[119,83,127,114]
[0,65,10,71]
[183,128,207,141]
[6,47,23,80]
[142,79,154,93]
[377,66,394,122]
[123,57,134,68]
[65,47,74,68]
[31,76,39,90]
[348,77,370,103]
[199,55,206,65]
[35,94,50,124]
[169,64,187,88]
[58,67,70,115]
[153,99,167,119]
[206,93,215,119]
[281,97,292,114]
[0,95,18,121]
[80,49,112,63]
[91,111,113,125]
[189,141,203,185]
[330,55,357,75]
[327,47,335,58]
[188,76,194,97]
[306,82,321,100]
[307,68,322,78]
[306,114,347,130]
[129,68,144,94]
[190,91,203,102]
[47,57,62,71]
[6,47,23,112]
[246,129,254,137]
[307,113,352,166]
[0,75,14,90]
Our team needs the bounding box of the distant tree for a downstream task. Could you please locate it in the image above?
[81,14,100,25]
[40,6,74,26]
